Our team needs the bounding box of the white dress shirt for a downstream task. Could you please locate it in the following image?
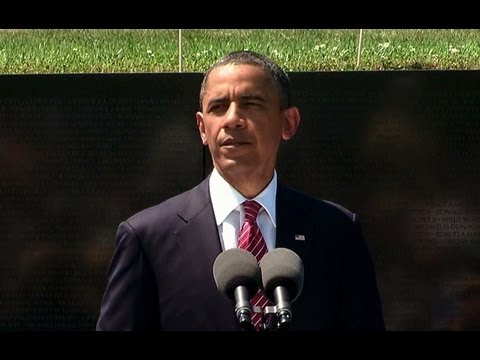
[209,168,277,251]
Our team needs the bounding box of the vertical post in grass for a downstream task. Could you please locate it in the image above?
[178,29,183,72]
[356,29,364,69]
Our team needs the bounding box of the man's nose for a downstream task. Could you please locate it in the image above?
[222,103,245,129]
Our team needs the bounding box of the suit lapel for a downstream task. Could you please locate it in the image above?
[174,176,238,329]
[276,183,314,268]
[176,177,222,258]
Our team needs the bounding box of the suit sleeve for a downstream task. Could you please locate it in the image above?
[96,221,160,330]
[341,219,386,331]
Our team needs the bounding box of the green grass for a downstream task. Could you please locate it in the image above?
[360,29,480,70]
[0,29,479,73]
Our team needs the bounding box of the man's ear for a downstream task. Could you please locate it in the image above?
[281,106,301,140]
[196,112,208,145]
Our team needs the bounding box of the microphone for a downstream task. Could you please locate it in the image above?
[259,248,304,330]
[213,248,261,330]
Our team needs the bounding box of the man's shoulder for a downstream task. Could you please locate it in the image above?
[125,178,209,227]
[279,184,356,222]
[321,199,357,221]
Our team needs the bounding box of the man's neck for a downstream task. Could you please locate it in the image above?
[218,170,274,199]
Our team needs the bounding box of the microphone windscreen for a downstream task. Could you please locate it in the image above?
[259,248,304,302]
[213,248,261,300]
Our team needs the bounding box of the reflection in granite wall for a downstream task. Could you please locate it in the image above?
[1,71,479,330]
[0,74,204,329]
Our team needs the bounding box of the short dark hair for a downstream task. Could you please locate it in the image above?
[199,50,291,111]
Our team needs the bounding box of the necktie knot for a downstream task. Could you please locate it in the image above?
[243,200,262,224]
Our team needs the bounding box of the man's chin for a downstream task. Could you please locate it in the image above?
[214,159,254,176]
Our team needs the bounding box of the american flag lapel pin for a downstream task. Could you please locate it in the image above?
[294,234,306,241]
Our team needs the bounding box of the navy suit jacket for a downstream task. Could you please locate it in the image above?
[96,176,385,331]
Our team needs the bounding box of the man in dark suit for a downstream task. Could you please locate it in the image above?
[96,50,385,331]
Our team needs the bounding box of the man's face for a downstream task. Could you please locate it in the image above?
[196,64,291,180]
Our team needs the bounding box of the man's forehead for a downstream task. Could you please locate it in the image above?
[205,65,272,92]
[208,64,268,81]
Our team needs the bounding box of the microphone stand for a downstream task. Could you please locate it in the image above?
[261,304,292,331]
[246,304,293,331]
[251,305,275,332]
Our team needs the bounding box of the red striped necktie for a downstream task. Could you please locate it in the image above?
[237,200,272,331]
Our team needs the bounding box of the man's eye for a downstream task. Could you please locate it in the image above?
[209,104,224,112]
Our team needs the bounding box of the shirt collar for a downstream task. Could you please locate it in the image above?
[209,167,277,227]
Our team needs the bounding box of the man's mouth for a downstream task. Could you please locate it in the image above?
[221,138,248,147]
